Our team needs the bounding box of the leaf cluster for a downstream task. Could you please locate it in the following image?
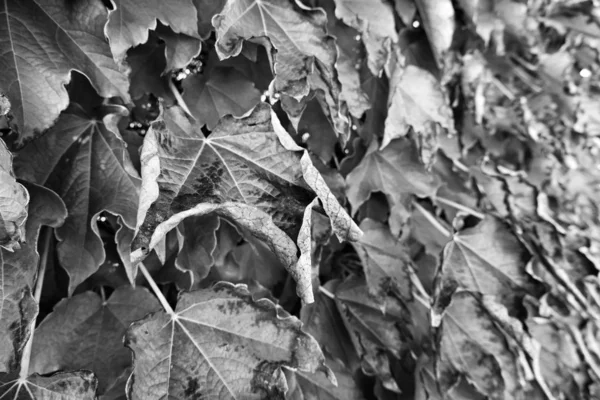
[1,0,600,399]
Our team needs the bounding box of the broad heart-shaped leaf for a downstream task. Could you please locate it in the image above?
[0,371,98,399]
[213,0,349,138]
[0,139,28,251]
[155,24,202,73]
[133,102,308,251]
[333,0,398,75]
[125,282,334,400]
[105,0,200,64]
[29,287,160,394]
[335,278,414,393]
[383,65,455,163]
[353,219,413,304]
[433,217,542,316]
[214,0,336,100]
[182,67,262,130]
[13,81,139,293]
[286,359,366,400]
[436,292,542,399]
[346,138,440,235]
[0,0,130,146]
[0,182,67,374]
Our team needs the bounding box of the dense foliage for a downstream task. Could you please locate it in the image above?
[1,0,600,398]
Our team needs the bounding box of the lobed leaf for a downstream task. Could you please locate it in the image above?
[0,0,129,145]
[125,282,334,399]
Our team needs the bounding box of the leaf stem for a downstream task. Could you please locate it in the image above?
[412,200,451,238]
[18,227,52,382]
[168,77,195,120]
[434,196,485,219]
[138,262,175,316]
[318,285,335,300]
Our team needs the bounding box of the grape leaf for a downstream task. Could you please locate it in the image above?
[155,24,202,73]
[437,292,542,399]
[0,182,66,374]
[30,287,160,394]
[125,282,334,399]
[333,0,398,75]
[383,65,455,163]
[353,219,413,304]
[0,370,97,399]
[182,67,262,130]
[214,0,335,100]
[194,0,227,38]
[335,278,412,393]
[13,79,139,292]
[105,0,200,64]
[133,102,308,251]
[415,0,456,67]
[286,359,366,400]
[126,33,175,102]
[174,214,220,280]
[317,0,370,119]
[433,217,541,315]
[0,0,130,146]
[346,138,440,235]
[213,0,349,138]
[0,139,28,250]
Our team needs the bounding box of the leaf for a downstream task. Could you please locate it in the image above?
[29,287,160,394]
[133,201,310,301]
[125,282,334,400]
[301,280,359,368]
[13,77,139,292]
[383,65,455,164]
[415,0,456,67]
[0,371,98,399]
[155,24,202,73]
[317,0,370,119]
[0,139,28,250]
[213,0,349,138]
[335,278,413,393]
[193,0,227,38]
[353,219,413,304]
[415,356,486,400]
[182,67,262,130]
[214,0,334,100]
[126,34,174,102]
[346,138,440,235]
[174,214,220,280]
[105,0,200,64]
[433,216,541,315]
[436,292,541,399]
[0,182,66,374]
[333,0,398,75]
[133,103,308,252]
[286,359,366,400]
[0,0,130,146]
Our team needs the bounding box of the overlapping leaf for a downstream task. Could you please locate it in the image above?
[0,370,98,399]
[0,182,66,374]
[346,138,440,235]
[353,219,413,304]
[333,0,398,75]
[13,80,139,292]
[434,217,542,314]
[0,0,130,145]
[182,67,262,130]
[30,287,160,394]
[213,0,349,138]
[105,0,200,64]
[0,140,28,250]
[125,283,334,399]
[436,292,544,399]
